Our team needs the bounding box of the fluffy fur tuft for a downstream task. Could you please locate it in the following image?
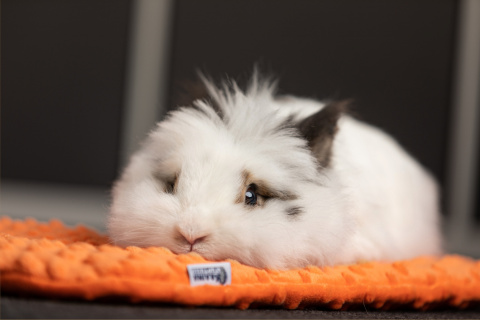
[108,74,442,269]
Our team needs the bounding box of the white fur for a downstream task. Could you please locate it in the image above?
[108,76,442,269]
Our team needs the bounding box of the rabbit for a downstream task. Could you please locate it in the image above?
[108,73,442,270]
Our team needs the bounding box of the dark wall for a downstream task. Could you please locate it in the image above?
[169,0,458,186]
[2,0,458,190]
[1,0,131,186]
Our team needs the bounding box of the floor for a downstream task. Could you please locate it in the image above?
[2,296,480,319]
[0,179,109,232]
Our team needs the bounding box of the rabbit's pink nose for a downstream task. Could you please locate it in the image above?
[184,235,207,246]
[187,236,207,251]
[176,227,208,251]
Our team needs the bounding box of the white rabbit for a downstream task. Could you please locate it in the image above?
[108,74,442,269]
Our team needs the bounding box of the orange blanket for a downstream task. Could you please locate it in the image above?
[1,216,479,310]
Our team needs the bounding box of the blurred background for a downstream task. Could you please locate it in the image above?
[1,0,479,257]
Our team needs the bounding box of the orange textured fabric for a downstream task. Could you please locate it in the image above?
[1,216,479,310]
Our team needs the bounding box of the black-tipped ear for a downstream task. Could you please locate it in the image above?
[297,100,350,167]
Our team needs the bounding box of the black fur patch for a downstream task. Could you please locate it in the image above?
[286,206,304,216]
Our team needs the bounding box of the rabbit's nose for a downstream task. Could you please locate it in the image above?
[182,234,208,252]
[182,233,207,246]
[175,225,208,250]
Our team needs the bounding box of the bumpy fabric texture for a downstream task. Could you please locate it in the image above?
[1,217,479,310]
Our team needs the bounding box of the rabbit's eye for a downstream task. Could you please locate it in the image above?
[245,184,257,206]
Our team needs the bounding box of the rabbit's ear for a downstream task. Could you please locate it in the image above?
[296,100,350,167]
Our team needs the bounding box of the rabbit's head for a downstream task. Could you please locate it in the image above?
[108,76,350,269]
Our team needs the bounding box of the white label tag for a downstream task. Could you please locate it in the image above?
[187,262,232,286]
